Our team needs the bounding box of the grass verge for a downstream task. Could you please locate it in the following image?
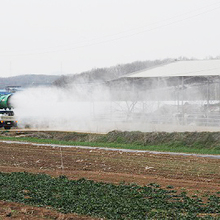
[0,136,220,155]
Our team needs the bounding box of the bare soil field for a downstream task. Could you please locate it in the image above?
[0,131,220,219]
[0,200,97,220]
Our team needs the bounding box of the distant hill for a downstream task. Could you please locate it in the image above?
[0,58,191,90]
[53,59,173,87]
[0,74,60,89]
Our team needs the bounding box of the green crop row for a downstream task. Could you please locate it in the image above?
[0,172,219,219]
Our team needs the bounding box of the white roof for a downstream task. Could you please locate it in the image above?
[126,60,220,78]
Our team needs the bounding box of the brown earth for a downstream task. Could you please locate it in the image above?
[0,200,97,220]
[0,131,220,219]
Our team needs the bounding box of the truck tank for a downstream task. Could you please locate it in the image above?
[0,94,12,109]
[0,94,17,129]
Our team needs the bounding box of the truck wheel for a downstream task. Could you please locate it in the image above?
[4,126,11,130]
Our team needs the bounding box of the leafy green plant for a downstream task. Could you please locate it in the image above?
[0,172,219,219]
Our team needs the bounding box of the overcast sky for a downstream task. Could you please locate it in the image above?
[0,0,220,77]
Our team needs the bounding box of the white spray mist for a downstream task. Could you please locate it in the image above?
[10,79,220,133]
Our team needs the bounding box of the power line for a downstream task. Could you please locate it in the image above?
[1,0,220,57]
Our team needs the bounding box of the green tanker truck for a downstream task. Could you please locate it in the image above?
[0,94,17,129]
